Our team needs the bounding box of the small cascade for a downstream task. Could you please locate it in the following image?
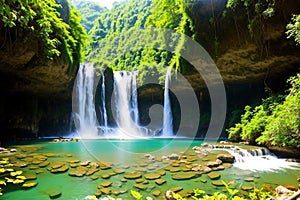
[100,71,108,133]
[162,68,173,137]
[74,63,98,138]
[113,71,142,137]
[213,145,299,171]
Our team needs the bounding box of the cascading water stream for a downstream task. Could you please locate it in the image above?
[213,145,299,171]
[75,63,98,138]
[101,71,108,133]
[162,67,173,137]
[113,71,142,137]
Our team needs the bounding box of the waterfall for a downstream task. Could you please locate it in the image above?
[73,64,176,138]
[113,71,141,137]
[162,67,173,137]
[214,145,299,171]
[101,71,108,132]
[75,63,98,138]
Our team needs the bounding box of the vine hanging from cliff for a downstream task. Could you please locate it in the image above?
[226,0,275,57]
[0,0,87,73]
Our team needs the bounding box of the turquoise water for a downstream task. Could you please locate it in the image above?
[1,139,300,199]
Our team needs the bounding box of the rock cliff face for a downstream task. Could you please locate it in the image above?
[0,36,74,141]
[0,0,75,142]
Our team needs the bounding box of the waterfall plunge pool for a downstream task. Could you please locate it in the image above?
[1,139,300,199]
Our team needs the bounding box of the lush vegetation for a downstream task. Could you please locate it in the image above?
[228,74,300,148]
[287,14,300,45]
[128,181,275,200]
[86,0,198,83]
[227,5,300,148]
[0,0,87,73]
[73,1,107,33]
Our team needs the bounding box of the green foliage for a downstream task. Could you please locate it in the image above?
[226,0,275,56]
[286,14,300,45]
[248,188,274,200]
[257,75,300,148]
[86,0,196,82]
[130,190,143,199]
[171,181,246,200]
[0,0,87,73]
[73,1,108,32]
[228,74,300,148]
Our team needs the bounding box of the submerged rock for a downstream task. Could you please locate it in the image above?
[170,187,183,193]
[124,172,142,179]
[133,183,147,190]
[24,174,37,180]
[242,185,254,191]
[155,179,166,185]
[244,177,254,182]
[100,181,112,187]
[94,189,102,197]
[207,159,222,167]
[100,188,110,195]
[22,181,38,188]
[152,190,161,196]
[171,172,197,180]
[178,189,193,198]
[207,172,221,180]
[212,181,225,186]
[49,191,62,199]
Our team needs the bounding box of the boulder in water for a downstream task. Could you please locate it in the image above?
[217,154,235,163]
[168,154,180,160]
[166,190,176,200]
[275,185,291,194]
